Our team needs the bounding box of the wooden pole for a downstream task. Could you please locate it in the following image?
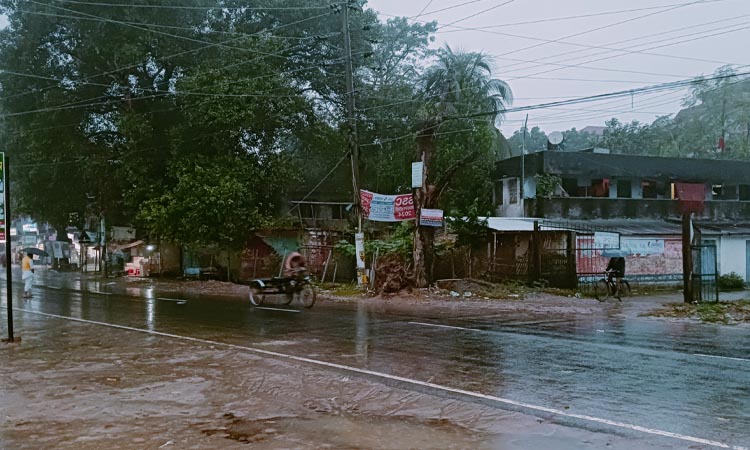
[321,249,332,283]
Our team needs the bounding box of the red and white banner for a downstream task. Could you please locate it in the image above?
[360,190,416,222]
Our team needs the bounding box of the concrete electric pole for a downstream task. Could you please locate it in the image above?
[341,1,366,288]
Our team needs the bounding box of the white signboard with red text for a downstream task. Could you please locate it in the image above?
[360,190,416,222]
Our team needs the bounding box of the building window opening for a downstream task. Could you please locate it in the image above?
[578,179,609,197]
[509,178,519,204]
[561,178,578,197]
[712,184,723,199]
[642,181,658,199]
[617,179,632,198]
[496,180,504,205]
[740,185,750,201]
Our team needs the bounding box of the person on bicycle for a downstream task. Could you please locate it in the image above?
[606,256,625,295]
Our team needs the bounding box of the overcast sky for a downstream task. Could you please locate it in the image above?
[3,1,747,136]
[366,0,750,135]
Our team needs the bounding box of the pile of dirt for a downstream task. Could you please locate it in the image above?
[434,278,527,300]
[374,253,412,293]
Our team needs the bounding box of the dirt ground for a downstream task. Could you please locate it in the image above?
[116,275,653,320]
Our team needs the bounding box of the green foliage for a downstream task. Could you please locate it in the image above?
[335,222,414,260]
[535,173,562,198]
[718,272,746,291]
[447,199,489,249]
[138,155,293,249]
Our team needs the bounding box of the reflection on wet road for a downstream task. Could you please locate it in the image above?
[9,284,750,448]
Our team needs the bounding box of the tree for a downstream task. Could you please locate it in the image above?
[411,45,512,287]
[507,126,547,155]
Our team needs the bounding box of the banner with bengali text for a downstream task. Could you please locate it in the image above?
[360,190,416,222]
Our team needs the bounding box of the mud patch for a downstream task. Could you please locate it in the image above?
[201,413,484,449]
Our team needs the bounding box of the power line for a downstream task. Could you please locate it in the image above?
[492,0,725,60]
[436,1,729,31]
[28,0,302,59]
[438,0,515,29]
[16,9,341,41]
[478,20,748,68]
[415,0,436,18]
[496,10,745,75]
[458,70,750,119]
[53,0,340,11]
[505,24,750,82]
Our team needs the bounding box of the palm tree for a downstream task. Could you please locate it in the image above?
[420,45,513,125]
[412,45,512,287]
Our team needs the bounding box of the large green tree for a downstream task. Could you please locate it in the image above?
[411,45,512,287]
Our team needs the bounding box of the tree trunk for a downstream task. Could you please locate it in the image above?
[413,122,438,288]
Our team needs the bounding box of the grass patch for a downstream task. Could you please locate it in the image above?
[327,283,363,297]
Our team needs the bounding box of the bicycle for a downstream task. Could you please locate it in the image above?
[593,270,631,301]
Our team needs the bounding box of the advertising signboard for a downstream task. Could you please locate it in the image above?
[419,209,443,227]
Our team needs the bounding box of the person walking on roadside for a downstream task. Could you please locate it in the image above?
[22,252,35,298]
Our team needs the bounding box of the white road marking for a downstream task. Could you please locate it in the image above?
[7,307,747,450]
[409,321,477,332]
[47,286,62,290]
[254,307,300,313]
[157,298,187,303]
[89,290,112,295]
[694,353,750,363]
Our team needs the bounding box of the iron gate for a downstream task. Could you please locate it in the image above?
[691,244,719,303]
[539,220,620,290]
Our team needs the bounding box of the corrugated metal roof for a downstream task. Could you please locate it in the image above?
[483,218,750,235]
[485,217,538,232]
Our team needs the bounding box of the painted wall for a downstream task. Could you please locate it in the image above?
[718,236,750,281]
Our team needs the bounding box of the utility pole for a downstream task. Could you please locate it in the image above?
[341,1,366,288]
[2,154,14,343]
[520,114,528,218]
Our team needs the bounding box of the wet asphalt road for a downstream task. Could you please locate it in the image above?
[5,278,750,449]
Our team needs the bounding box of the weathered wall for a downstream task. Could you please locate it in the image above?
[577,236,683,283]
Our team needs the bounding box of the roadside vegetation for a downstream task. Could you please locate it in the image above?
[648,301,750,325]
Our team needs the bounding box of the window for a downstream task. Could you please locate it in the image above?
[642,181,658,199]
[561,178,578,197]
[496,180,504,205]
[509,178,518,204]
[617,179,632,198]
[740,185,750,201]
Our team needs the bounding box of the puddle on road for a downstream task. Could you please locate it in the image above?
[202,413,486,449]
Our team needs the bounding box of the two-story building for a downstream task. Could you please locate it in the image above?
[493,149,750,285]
